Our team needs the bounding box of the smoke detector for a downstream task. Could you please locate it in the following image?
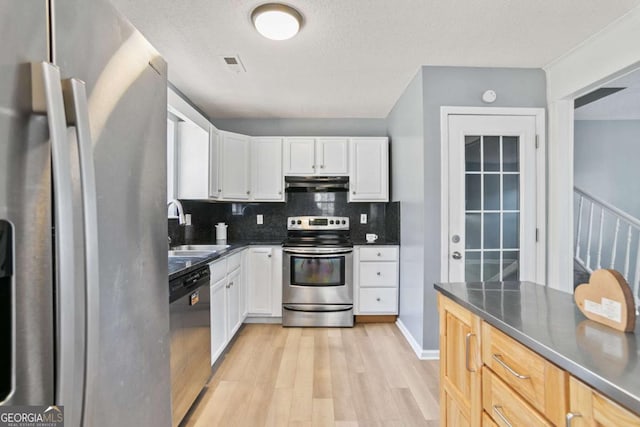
[221,55,246,74]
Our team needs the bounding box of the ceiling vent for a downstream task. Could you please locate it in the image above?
[221,55,246,74]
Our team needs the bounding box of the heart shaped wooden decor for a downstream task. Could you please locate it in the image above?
[575,269,636,332]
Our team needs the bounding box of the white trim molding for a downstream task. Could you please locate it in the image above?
[544,5,640,293]
[396,319,440,360]
[439,107,546,284]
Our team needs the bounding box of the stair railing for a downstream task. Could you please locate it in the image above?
[574,186,640,312]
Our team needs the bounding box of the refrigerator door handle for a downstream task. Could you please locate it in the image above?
[31,62,81,421]
[62,78,99,424]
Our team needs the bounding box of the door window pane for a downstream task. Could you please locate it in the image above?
[484,175,500,210]
[502,251,519,281]
[503,175,519,210]
[484,213,500,249]
[503,136,519,172]
[465,252,481,282]
[483,136,500,171]
[465,174,481,210]
[465,213,481,249]
[483,252,501,281]
[503,213,519,249]
[465,136,481,171]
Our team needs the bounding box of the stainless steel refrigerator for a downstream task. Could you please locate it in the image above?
[0,0,171,426]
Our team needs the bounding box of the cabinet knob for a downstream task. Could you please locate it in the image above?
[312,165,316,169]
[229,281,234,287]
[376,297,381,302]
[268,254,272,258]
[376,272,381,276]
[377,252,381,257]
[278,191,282,195]
[320,165,325,169]
[352,191,356,195]
[246,190,250,195]
[218,189,222,192]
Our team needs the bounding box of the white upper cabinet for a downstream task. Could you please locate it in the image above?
[284,137,349,176]
[316,138,349,175]
[284,137,316,175]
[208,125,221,199]
[251,137,284,201]
[176,120,209,199]
[349,137,389,202]
[219,131,251,200]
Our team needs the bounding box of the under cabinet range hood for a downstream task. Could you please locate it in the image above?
[285,176,349,192]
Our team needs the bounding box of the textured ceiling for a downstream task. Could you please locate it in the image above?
[575,68,640,120]
[110,0,640,119]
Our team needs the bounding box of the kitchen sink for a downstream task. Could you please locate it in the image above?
[171,244,231,252]
[168,250,214,258]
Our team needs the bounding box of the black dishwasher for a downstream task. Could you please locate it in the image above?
[169,265,211,427]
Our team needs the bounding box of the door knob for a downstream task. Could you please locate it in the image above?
[452,251,462,260]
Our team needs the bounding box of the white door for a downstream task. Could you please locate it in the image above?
[448,114,538,282]
[220,131,250,200]
[208,125,221,199]
[251,137,284,201]
[317,138,349,175]
[284,137,316,175]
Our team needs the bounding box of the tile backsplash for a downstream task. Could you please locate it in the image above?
[170,192,399,245]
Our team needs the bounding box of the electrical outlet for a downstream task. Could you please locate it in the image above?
[360,213,367,224]
[257,214,263,225]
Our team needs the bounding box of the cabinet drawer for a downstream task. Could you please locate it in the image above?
[482,411,499,427]
[482,322,568,425]
[359,246,398,261]
[358,288,397,313]
[482,368,552,427]
[209,259,227,283]
[359,262,397,287]
[227,252,242,273]
[570,376,640,426]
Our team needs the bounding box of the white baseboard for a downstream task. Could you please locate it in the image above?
[395,319,440,360]
[243,316,282,324]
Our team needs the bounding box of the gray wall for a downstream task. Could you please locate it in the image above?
[211,118,387,136]
[386,70,426,349]
[420,66,547,349]
[574,120,640,219]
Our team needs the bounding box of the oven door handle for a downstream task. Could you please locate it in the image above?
[283,304,353,313]
[283,247,353,255]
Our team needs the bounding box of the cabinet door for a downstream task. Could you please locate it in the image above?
[208,125,221,199]
[284,138,316,175]
[349,138,389,202]
[316,138,348,175]
[569,376,640,426]
[210,277,227,365]
[271,247,283,316]
[438,294,482,427]
[176,121,209,199]
[246,247,273,315]
[226,268,241,337]
[220,131,250,199]
[251,137,284,201]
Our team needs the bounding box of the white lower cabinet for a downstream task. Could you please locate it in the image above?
[354,245,399,315]
[246,246,282,317]
[209,251,246,366]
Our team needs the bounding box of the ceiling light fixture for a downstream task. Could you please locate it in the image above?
[251,3,303,41]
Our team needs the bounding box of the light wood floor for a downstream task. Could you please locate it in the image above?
[184,323,440,427]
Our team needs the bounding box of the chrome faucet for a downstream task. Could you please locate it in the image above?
[167,199,186,225]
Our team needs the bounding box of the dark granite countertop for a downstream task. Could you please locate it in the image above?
[168,240,283,281]
[434,281,640,415]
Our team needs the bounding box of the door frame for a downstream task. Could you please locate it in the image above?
[440,106,546,283]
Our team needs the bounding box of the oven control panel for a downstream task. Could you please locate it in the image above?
[287,216,350,230]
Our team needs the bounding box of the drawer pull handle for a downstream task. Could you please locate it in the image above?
[566,412,582,427]
[492,405,513,427]
[492,354,530,379]
[465,332,476,373]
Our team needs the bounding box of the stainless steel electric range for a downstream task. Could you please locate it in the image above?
[282,216,354,327]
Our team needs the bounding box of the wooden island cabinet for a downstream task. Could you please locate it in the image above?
[437,293,640,426]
